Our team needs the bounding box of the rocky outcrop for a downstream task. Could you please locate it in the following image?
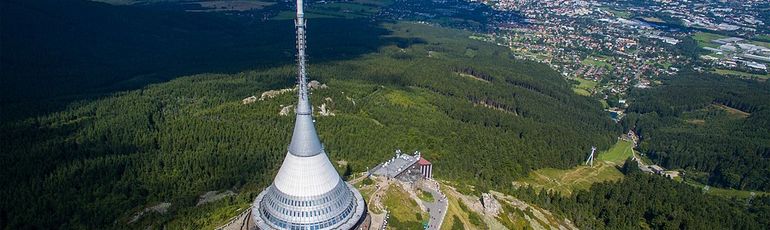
[256,81,326,103]
[481,193,502,216]
[197,190,236,206]
[279,105,293,116]
[489,190,579,230]
[128,202,171,224]
[260,88,296,101]
[318,103,334,116]
[318,97,335,116]
[242,96,257,104]
[308,80,328,90]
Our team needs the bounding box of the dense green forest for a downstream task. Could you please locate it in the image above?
[0,0,391,121]
[622,73,770,191]
[511,162,770,229]
[0,2,617,228]
[4,0,767,229]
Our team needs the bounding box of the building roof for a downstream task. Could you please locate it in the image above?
[417,157,432,165]
[371,154,419,178]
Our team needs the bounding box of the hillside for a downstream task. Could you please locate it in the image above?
[0,0,387,121]
[625,73,770,191]
[0,4,618,228]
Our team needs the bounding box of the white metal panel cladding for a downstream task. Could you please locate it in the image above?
[272,151,341,197]
[252,183,366,230]
[260,182,354,225]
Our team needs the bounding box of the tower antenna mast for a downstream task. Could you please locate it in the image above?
[248,0,368,229]
[295,0,311,116]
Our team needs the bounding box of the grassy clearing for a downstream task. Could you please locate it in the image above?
[713,69,770,79]
[602,7,631,18]
[683,179,770,199]
[515,140,633,195]
[573,88,591,96]
[581,56,613,68]
[597,140,634,164]
[572,78,598,96]
[417,189,434,203]
[750,40,770,49]
[385,91,417,107]
[383,186,426,230]
[754,34,770,41]
[515,163,624,195]
[458,73,490,83]
[576,78,597,88]
[713,103,750,118]
[692,32,727,48]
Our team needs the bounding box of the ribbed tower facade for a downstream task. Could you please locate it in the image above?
[250,0,366,229]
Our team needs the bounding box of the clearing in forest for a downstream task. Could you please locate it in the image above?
[572,78,597,96]
[596,140,634,164]
[513,140,633,195]
[713,103,751,118]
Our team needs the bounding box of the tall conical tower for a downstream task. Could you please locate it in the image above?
[250,0,366,229]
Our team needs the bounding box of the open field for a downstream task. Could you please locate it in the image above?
[683,179,770,199]
[713,69,770,79]
[572,88,590,96]
[514,140,633,195]
[515,139,770,200]
[692,32,770,49]
[750,40,770,49]
[601,7,631,18]
[514,163,624,195]
[572,78,597,96]
[581,55,613,68]
[713,103,750,118]
[597,140,634,164]
[692,32,727,48]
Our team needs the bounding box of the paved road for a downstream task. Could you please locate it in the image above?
[421,181,448,230]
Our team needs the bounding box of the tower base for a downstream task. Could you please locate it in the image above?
[248,183,369,230]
